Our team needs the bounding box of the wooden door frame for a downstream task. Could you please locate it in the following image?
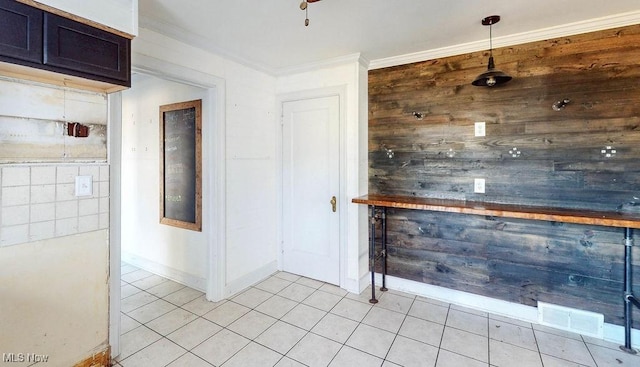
[276,86,347,287]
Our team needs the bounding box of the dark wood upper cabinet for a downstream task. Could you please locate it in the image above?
[0,0,130,89]
[44,13,130,85]
[0,0,42,64]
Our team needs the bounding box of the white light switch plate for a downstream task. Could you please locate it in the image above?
[474,178,486,194]
[475,122,486,137]
[75,175,93,197]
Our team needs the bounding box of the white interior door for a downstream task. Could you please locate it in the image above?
[282,95,340,285]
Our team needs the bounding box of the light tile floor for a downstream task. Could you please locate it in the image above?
[113,263,640,367]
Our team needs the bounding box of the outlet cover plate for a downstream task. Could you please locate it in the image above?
[475,122,486,137]
[474,178,486,193]
[75,175,93,197]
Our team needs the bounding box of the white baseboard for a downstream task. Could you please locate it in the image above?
[121,251,206,292]
[224,260,278,298]
[373,273,639,348]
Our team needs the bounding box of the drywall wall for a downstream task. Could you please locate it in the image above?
[129,27,278,297]
[0,78,110,366]
[121,74,208,290]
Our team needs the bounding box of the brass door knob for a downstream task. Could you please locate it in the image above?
[330,196,337,212]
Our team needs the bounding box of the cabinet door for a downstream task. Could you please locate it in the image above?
[0,0,42,63]
[44,13,130,85]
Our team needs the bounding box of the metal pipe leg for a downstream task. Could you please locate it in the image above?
[380,207,388,292]
[369,205,378,304]
[620,227,638,354]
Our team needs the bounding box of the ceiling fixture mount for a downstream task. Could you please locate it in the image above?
[300,0,321,26]
[472,15,512,87]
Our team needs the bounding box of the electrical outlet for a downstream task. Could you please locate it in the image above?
[75,175,93,197]
[474,178,485,194]
[474,122,486,137]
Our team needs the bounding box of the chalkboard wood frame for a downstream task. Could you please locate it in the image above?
[159,99,202,231]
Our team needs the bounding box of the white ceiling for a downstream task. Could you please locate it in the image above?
[138,0,640,74]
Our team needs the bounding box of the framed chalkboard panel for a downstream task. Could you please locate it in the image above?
[159,99,202,231]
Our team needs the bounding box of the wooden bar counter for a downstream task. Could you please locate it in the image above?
[352,194,640,353]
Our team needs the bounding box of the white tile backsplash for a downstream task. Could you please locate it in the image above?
[56,200,79,219]
[0,164,109,247]
[31,203,56,223]
[2,167,30,187]
[31,166,56,185]
[2,186,30,207]
[57,166,79,184]
[31,185,56,204]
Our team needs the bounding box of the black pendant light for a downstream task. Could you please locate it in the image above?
[472,15,512,87]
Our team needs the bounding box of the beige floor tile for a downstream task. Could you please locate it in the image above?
[146,308,198,336]
[435,349,488,367]
[489,339,542,367]
[362,306,406,334]
[416,296,450,308]
[255,321,307,354]
[182,295,226,316]
[121,291,158,313]
[587,342,640,366]
[127,299,177,324]
[535,330,596,367]
[345,286,381,303]
[255,276,293,294]
[146,280,185,298]
[191,329,250,366]
[231,287,273,308]
[446,308,488,337]
[450,304,488,317]
[329,346,383,367]
[286,333,341,367]
[281,303,327,330]
[376,292,414,314]
[121,269,154,283]
[203,301,250,327]
[120,313,141,334]
[382,361,402,367]
[273,272,301,282]
[130,274,168,290]
[121,283,143,299]
[166,352,214,367]
[167,317,222,350]
[163,287,203,306]
[119,338,186,367]
[398,315,445,347]
[312,313,359,343]
[346,323,396,359]
[222,342,283,367]
[440,326,489,363]
[489,318,537,351]
[277,283,316,302]
[330,298,372,322]
[540,353,590,367]
[227,310,277,339]
[121,264,139,275]
[533,324,583,340]
[275,357,306,367]
[386,335,439,367]
[255,295,298,319]
[302,290,343,311]
[489,313,533,328]
[319,283,348,297]
[295,277,325,289]
[117,326,162,360]
[408,299,449,324]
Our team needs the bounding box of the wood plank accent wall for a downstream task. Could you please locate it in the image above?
[368,25,640,327]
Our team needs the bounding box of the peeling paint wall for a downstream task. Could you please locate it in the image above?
[0,77,110,366]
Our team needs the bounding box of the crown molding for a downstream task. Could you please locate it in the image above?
[369,10,640,70]
[274,53,367,76]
